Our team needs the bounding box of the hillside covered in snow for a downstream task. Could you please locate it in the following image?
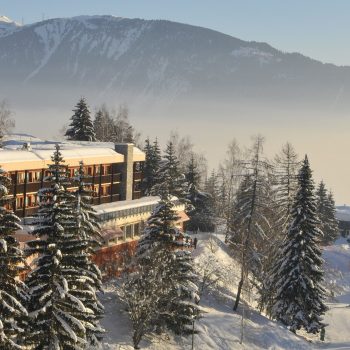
[99,233,350,349]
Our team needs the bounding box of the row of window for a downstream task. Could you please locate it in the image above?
[107,222,141,245]
[13,184,119,209]
[10,164,115,184]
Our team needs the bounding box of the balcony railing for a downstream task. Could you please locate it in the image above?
[133,191,142,200]
[133,172,142,181]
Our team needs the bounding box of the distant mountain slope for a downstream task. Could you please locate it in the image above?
[1,15,350,111]
[0,15,21,36]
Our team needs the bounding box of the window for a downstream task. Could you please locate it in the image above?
[126,225,132,239]
[134,223,140,236]
[18,172,26,184]
[26,194,37,207]
[16,196,24,209]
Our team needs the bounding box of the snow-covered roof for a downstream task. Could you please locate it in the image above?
[94,195,184,215]
[94,196,161,214]
[0,134,145,171]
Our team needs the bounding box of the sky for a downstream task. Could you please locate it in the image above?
[1,0,350,66]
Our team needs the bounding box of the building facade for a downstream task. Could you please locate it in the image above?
[1,136,189,278]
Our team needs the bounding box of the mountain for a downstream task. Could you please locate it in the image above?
[0,15,21,36]
[1,15,350,113]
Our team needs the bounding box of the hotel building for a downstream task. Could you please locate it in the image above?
[1,135,189,277]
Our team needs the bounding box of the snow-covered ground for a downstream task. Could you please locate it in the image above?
[99,234,350,349]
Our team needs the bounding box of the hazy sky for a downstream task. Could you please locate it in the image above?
[1,0,350,66]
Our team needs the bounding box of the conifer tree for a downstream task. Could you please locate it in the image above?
[204,170,219,216]
[132,167,200,342]
[26,145,91,349]
[186,155,215,232]
[323,191,339,243]
[152,141,188,205]
[271,156,327,334]
[0,167,28,349]
[71,162,104,346]
[316,182,339,244]
[65,98,96,141]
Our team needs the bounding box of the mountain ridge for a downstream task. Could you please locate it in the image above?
[1,15,350,119]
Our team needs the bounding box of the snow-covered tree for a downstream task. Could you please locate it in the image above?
[142,138,161,195]
[229,136,275,311]
[65,98,96,141]
[71,161,104,346]
[323,191,339,243]
[0,100,15,147]
[26,145,92,349]
[93,106,114,142]
[0,167,27,349]
[271,156,327,334]
[132,172,200,341]
[316,182,339,244]
[186,155,215,232]
[274,142,299,233]
[152,141,189,205]
[204,170,220,217]
[164,247,201,335]
[216,140,243,232]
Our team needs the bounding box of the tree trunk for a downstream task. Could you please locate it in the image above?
[233,269,244,311]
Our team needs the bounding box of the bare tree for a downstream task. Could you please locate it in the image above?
[229,135,274,312]
[0,100,15,145]
[169,131,207,183]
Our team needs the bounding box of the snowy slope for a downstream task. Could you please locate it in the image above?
[99,234,350,349]
[100,233,336,349]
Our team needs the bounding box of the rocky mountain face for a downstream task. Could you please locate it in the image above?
[1,15,350,113]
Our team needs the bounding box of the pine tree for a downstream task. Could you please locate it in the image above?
[271,156,327,334]
[186,155,215,232]
[0,167,28,349]
[26,145,91,349]
[323,191,339,243]
[316,182,339,244]
[203,170,219,218]
[152,141,188,204]
[133,169,200,342]
[165,248,201,335]
[71,161,104,346]
[65,98,96,141]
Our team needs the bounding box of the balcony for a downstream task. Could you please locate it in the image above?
[133,191,142,200]
[133,172,142,181]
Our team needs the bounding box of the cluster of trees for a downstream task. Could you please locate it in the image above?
[118,140,205,349]
[65,98,140,144]
[218,137,337,335]
[142,137,216,233]
[0,145,104,349]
